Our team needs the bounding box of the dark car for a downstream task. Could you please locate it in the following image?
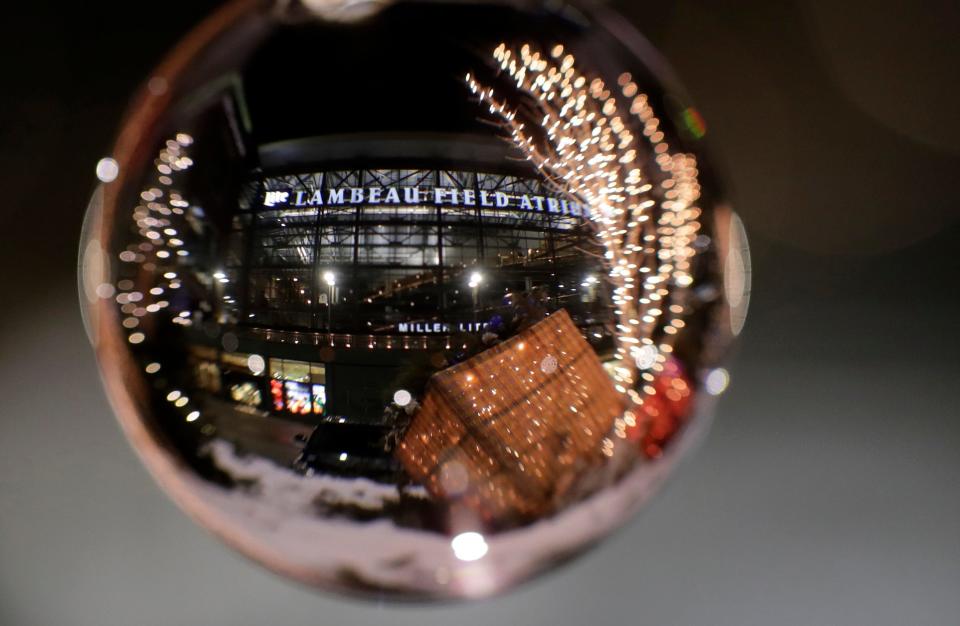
[293,420,403,484]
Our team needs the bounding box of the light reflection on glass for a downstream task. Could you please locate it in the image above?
[452,532,489,562]
[95,157,119,183]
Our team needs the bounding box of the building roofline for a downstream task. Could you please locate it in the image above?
[258,133,534,176]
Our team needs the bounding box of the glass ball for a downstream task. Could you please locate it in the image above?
[79,0,749,601]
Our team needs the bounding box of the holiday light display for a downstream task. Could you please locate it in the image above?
[79,0,746,600]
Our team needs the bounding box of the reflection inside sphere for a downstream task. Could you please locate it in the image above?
[80,0,745,600]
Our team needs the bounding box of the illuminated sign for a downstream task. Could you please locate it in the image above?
[261,177,591,218]
[397,321,488,334]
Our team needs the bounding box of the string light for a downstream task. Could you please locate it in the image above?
[468,43,704,439]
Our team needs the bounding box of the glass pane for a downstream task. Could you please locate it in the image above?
[283,360,310,382]
[269,358,283,380]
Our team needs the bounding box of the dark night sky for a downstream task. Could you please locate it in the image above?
[1,2,958,625]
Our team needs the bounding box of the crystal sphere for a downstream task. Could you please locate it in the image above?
[79,0,749,600]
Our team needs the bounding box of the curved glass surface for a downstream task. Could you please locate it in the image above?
[79,0,747,600]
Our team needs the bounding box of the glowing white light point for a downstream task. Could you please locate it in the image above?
[393,389,412,407]
[451,532,488,562]
[468,271,484,288]
[705,368,730,396]
[634,345,658,370]
[186,411,200,423]
[247,354,266,375]
[95,157,119,183]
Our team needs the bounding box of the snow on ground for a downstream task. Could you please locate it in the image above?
[173,420,704,599]
[205,440,422,511]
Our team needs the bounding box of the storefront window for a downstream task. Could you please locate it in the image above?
[270,358,314,382]
[194,360,221,393]
[311,385,326,414]
[221,351,265,376]
[284,381,311,415]
[270,379,283,411]
[230,382,262,407]
[189,346,222,392]
[267,359,327,416]
[284,360,310,383]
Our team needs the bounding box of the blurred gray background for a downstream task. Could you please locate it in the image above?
[1,1,958,625]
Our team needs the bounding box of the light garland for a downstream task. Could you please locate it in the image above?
[467,43,704,442]
[110,133,204,425]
